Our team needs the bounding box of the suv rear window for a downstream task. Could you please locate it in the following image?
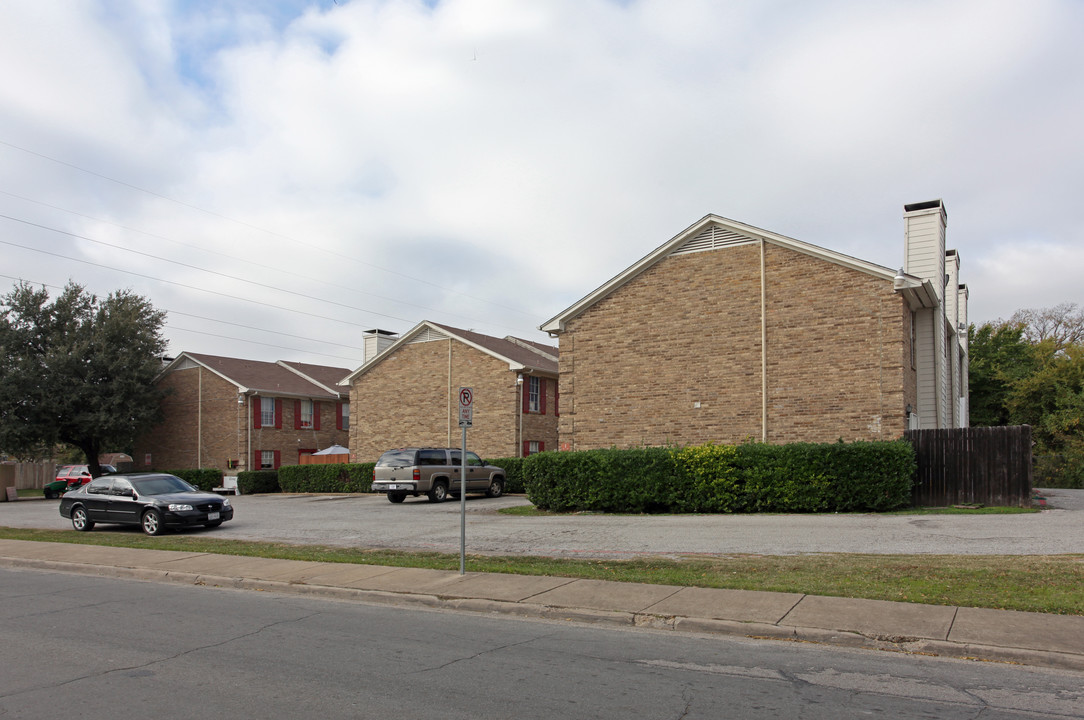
[417,449,446,466]
[377,450,416,467]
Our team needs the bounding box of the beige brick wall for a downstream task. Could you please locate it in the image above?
[558,242,916,450]
[350,339,558,462]
[133,367,347,472]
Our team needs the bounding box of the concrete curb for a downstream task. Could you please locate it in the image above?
[4,554,1082,672]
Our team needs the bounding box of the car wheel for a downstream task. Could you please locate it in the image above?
[71,506,94,532]
[44,489,57,500]
[387,493,406,503]
[427,481,448,503]
[204,520,223,528]
[486,478,505,498]
[141,509,165,536]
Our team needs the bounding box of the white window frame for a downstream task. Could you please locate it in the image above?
[528,376,540,413]
[260,397,275,427]
[260,450,275,469]
[341,402,350,430]
[300,399,314,429]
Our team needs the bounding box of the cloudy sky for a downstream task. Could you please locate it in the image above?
[2,0,1081,370]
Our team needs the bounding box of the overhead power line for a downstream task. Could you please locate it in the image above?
[0,137,536,318]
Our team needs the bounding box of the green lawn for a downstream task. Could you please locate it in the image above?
[0,526,1079,616]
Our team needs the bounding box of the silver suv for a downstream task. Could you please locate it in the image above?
[372,448,506,504]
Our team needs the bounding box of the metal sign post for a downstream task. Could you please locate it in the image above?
[458,387,473,575]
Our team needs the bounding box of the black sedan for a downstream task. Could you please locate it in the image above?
[59,473,234,536]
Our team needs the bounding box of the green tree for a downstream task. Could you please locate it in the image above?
[0,281,168,476]
[1007,342,1084,452]
[967,322,1037,426]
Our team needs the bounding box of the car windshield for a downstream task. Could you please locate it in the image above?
[131,476,197,496]
[377,450,415,467]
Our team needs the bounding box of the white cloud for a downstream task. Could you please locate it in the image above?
[0,0,1081,366]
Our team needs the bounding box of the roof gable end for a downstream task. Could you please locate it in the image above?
[540,214,897,333]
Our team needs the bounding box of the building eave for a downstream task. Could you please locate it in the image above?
[540,214,897,334]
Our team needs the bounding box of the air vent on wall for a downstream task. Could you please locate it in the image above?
[672,224,755,255]
[408,327,450,344]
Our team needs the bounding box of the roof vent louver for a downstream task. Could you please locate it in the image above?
[672,224,755,255]
[408,327,450,344]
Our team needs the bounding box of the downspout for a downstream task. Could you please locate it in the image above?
[760,239,768,442]
[933,310,943,428]
[518,374,524,457]
[246,395,252,472]
[198,367,203,468]
[448,339,453,447]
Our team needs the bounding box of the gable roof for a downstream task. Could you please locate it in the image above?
[540,213,903,334]
[344,320,558,383]
[277,361,350,395]
[162,352,349,400]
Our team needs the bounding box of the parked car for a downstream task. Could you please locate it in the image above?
[372,448,506,503]
[46,464,117,498]
[58,472,233,536]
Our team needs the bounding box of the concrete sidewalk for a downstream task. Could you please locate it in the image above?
[2,538,1082,671]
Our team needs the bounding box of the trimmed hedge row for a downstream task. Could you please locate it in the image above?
[523,441,916,513]
[237,470,281,495]
[277,463,376,493]
[485,457,527,494]
[166,468,223,493]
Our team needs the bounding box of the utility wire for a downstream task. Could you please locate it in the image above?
[0,236,398,329]
[0,137,535,317]
[0,212,416,325]
[0,188,513,330]
[0,273,367,360]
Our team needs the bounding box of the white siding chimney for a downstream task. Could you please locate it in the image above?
[904,200,948,429]
[363,329,398,363]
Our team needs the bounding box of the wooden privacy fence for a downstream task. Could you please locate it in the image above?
[905,426,1032,507]
[1,462,54,490]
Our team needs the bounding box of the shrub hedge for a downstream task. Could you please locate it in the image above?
[523,440,916,513]
[277,463,376,493]
[485,456,527,494]
[166,468,223,493]
[237,470,281,495]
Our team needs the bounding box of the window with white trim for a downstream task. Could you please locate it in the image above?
[528,376,540,413]
[299,399,314,429]
[260,397,275,427]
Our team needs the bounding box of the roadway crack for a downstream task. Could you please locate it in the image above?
[407,632,556,675]
[0,611,323,700]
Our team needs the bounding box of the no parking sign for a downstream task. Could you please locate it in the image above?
[458,387,473,428]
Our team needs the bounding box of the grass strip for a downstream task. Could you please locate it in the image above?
[1,526,1080,615]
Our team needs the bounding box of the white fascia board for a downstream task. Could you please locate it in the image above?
[431,324,532,372]
[158,352,246,392]
[893,275,940,310]
[540,214,898,334]
[342,320,429,383]
[275,361,344,397]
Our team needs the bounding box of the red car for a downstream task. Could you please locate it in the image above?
[54,464,116,490]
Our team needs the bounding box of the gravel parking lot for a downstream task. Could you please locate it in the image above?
[3,487,1082,558]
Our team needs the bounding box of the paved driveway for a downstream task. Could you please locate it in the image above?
[4,488,1082,558]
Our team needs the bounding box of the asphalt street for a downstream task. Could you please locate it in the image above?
[3,567,1082,719]
[3,487,1082,558]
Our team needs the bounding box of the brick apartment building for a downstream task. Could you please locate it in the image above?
[133,352,351,473]
[346,322,558,462]
[540,200,968,450]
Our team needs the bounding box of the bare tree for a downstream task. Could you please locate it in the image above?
[1009,302,1084,351]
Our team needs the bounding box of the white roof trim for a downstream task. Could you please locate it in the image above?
[343,321,542,383]
[275,361,346,397]
[157,352,248,392]
[540,214,898,334]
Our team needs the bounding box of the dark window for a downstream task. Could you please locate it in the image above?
[418,449,446,465]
